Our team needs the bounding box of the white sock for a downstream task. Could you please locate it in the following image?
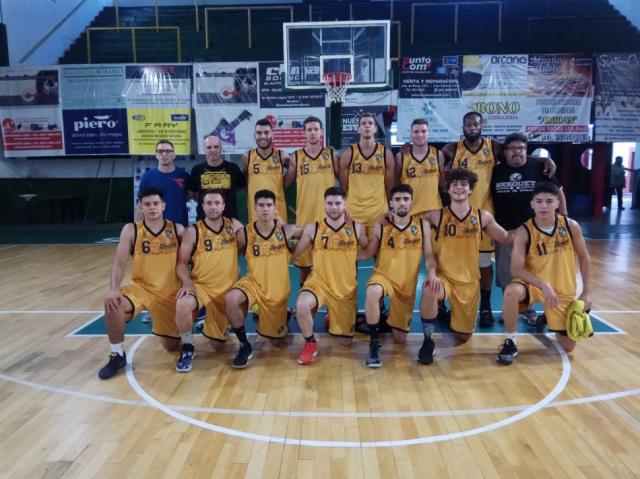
[110,342,124,355]
[180,331,193,345]
[506,333,517,345]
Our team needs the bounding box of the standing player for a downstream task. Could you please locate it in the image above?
[224,190,301,368]
[242,118,294,223]
[498,182,592,365]
[364,184,437,367]
[338,112,395,228]
[98,187,184,379]
[396,118,444,216]
[289,116,338,284]
[291,186,369,365]
[173,189,245,373]
[419,169,511,362]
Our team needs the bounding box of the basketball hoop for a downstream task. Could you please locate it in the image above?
[323,72,352,104]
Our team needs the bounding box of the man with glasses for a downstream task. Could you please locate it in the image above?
[139,139,190,226]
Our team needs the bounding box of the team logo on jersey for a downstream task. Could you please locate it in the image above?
[226,226,234,235]
[322,152,330,160]
[275,230,284,240]
[375,154,383,162]
[165,229,173,239]
[470,216,478,225]
[483,147,490,157]
[345,226,353,236]
[429,157,436,166]
[559,227,567,236]
[410,225,418,235]
[509,172,523,182]
[272,156,279,163]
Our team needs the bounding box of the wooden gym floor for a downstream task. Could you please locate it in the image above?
[0,235,639,478]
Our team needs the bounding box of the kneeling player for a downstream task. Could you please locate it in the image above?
[174,189,245,372]
[98,187,184,379]
[364,184,437,367]
[419,169,511,361]
[498,182,592,365]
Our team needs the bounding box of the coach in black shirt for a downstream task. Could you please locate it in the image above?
[491,132,567,290]
[189,134,246,220]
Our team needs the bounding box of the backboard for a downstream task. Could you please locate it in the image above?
[283,20,391,90]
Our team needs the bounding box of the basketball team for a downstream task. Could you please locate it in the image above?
[98,111,592,379]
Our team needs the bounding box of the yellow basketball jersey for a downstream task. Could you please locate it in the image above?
[247,148,287,223]
[373,216,424,294]
[310,219,359,299]
[244,221,291,303]
[131,220,180,296]
[451,138,495,213]
[521,216,577,300]
[433,207,483,284]
[191,218,238,295]
[295,147,336,225]
[400,146,442,215]
[347,143,388,226]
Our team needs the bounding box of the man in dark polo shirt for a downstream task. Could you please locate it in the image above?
[491,132,567,323]
[189,134,246,220]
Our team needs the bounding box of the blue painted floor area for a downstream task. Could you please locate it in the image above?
[72,258,619,336]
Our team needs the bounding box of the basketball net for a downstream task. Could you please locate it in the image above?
[323,72,352,104]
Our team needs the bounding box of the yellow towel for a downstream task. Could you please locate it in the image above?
[565,299,593,341]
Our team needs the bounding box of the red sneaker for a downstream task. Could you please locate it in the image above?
[298,341,318,365]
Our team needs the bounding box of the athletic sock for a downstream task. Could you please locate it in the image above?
[480,289,492,311]
[110,342,124,356]
[506,332,517,345]
[421,317,436,338]
[369,323,380,342]
[304,334,316,343]
[180,331,193,346]
[233,326,250,346]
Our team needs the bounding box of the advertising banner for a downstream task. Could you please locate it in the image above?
[61,65,128,155]
[259,61,324,108]
[124,64,192,155]
[594,53,640,141]
[0,67,64,156]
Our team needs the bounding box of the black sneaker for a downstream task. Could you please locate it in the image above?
[535,313,547,333]
[365,341,382,368]
[98,352,127,379]
[417,335,435,365]
[437,304,451,326]
[354,313,369,334]
[176,343,195,373]
[232,343,253,369]
[497,339,518,365]
[478,309,495,328]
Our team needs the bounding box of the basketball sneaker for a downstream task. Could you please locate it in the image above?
[298,341,318,365]
[365,341,382,368]
[98,352,127,379]
[176,343,195,373]
[417,335,435,365]
[496,339,518,365]
[520,308,538,326]
[232,343,253,369]
[478,309,495,328]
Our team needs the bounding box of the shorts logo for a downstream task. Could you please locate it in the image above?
[226,226,234,235]
[559,227,567,236]
[410,225,418,235]
[165,229,173,239]
[275,231,284,240]
[470,216,478,225]
[345,226,353,236]
[375,154,383,162]
[483,147,490,157]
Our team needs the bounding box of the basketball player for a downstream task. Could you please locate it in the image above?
[442,112,555,327]
[498,182,592,365]
[242,118,294,223]
[224,189,302,368]
[419,169,511,362]
[173,189,245,373]
[364,184,437,367]
[396,118,444,216]
[291,186,370,365]
[289,116,338,284]
[98,187,184,379]
[338,112,395,228]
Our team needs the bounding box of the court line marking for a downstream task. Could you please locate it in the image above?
[65,313,107,337]
[126,335,572,447]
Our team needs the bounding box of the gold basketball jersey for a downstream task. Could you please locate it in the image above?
[451,138,495,213]
[244,221,291,303]
[131,220,180,296]
[347,143,388,226]
[191,218,238,295]
[311,220,359,299]
[295,147,336,225]
[433,207,483,284]
[522,216,577,300]
[400,146,442,215]
[247,148,287,223]
[374,216,424,293]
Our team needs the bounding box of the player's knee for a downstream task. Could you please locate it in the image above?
[454,332,472,343]
[176,297,194,317]
[503,284,523,303]
[557,333,576,352]
[365,285,383,303]
[161,337,180,352]
[337,336,353,347]
[210,339,225,351]
[392,330,407,344]
[225,290,242,309]
[269,338,285,347]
